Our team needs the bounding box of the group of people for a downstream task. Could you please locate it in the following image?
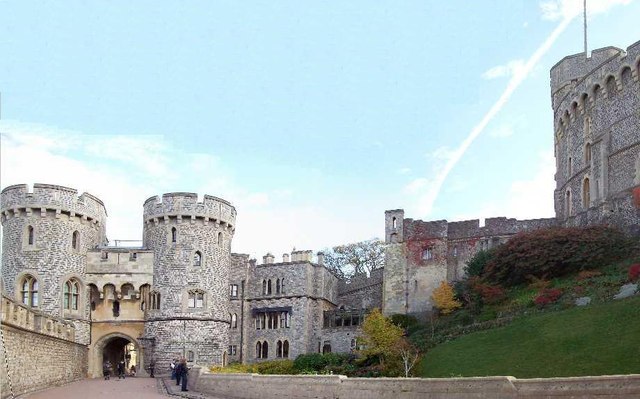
[170,358,190,392]
[102,360,136,380]
[101,356,189,392]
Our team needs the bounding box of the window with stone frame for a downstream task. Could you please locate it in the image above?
[20,274,39,307]
[150,291,161,310]
[230,313,238,328]
[228,345,237,356]
[218,232,223,247]
[267,279,272,295]
[256,341,262,358]
[27,225,35,246]
[276,278,281,294]
[261,341,268,359]
[63,279,80,310]
[193,251,202,267]
[583,178,591,208]
[230,284,238,298]
[283,340,289,358]
[585,143,592,166]
[187,350,195,362]
[422,247,433,260]
[262,280,267,295]
[72,230,80,250]
[188,289,205,308]
[171,227,177,243]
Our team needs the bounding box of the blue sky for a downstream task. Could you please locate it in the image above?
[1,1,639,259]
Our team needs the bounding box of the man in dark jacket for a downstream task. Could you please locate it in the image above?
[178,358,189,392]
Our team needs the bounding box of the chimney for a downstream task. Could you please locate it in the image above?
[283,253,290,262]
[263,253,275,264]
[317,251,325,265]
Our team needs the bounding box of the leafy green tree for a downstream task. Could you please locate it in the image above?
[360,308,404,366]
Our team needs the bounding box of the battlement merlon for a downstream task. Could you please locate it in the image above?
[142,192,237,227]
[1,183,108,224]
[550,41,640,111]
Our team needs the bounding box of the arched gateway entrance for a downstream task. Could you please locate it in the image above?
[91,333,143,378]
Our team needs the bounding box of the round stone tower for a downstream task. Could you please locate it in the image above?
[0,183,107,344]
[141,192,236,368]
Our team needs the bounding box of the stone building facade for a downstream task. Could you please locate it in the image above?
[382,42,640,319]
[551,41,640,235]
[1,44,638,385]
[1,184,376,376]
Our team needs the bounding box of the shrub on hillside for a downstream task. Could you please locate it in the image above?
[293,353,352,374]
[483,226,635,286]
[629,264,640,282]
[470,280,506,304]
[533,288,563,308]
[464,249,496,277]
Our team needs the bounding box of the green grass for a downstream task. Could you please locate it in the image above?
[420,295,640,378]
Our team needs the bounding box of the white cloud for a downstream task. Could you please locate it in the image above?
[397,167,412,175]
[489,124,515,139]
[452,151,556,222]
[482,60,525,80]
[0,120,383,261]
[404,178,429,194]
[540,0,632,21]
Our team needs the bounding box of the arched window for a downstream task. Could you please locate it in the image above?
[231,313,237,328]
[276,279,281,294]
[583,178,590,208]
[256,342,262,358]
[267,279,272,295]
[585,143,592,165]
[605,75,617,97]
[322,342,331,354]
[565,190,572,217]
[568,157,573,176]
[121,283,135,299]
[72,231,80,250]
[187,350,195,363]
[20,275,38,307]
[392,217,397,229]
[280,278,285,294]
[193,251,202,267]
[171,227,177,243]
[262,341,268,359]
[276,340,283,358]
[262,280,267,295]
[218,232,223,247]
[64,279,80,310]
[27,225,34,245]
[283,340,289,358]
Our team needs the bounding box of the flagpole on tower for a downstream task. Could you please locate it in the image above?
[583,0,588,57]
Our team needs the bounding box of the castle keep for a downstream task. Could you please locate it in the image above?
[1,43,638,396]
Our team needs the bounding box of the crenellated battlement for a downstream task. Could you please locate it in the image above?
[398,214,558,242]
[1,183,107,225]
[143,192,236,228]
[551,41,640,114]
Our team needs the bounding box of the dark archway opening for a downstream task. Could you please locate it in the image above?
[103,337,136,375]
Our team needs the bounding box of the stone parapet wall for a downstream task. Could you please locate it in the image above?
[1,183,107,225]
[143,192,236,228]
[1,296,87,399]
[188,370,640,399]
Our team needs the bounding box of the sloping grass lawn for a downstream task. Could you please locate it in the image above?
[420,295,640,378]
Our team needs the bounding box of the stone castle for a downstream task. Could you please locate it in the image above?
[1,42,638,396]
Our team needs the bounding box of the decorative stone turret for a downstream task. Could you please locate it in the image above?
[141,192,236,368]
[0,184,107,344]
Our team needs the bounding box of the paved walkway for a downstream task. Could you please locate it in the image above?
[16,377,226,399]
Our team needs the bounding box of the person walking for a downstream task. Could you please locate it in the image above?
[178,358,189,392]
[117,360,126,379]
[170,358,177,380]
[149,360,155,378]
[175,360,182,386]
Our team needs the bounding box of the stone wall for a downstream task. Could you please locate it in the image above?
[188,370,640,399]
[141,192,235,371]
[337,268,383,310]
[1,295,87,399]
[551,41,640,233]
[383,213,557,317]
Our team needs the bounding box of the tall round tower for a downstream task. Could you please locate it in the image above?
[0,183,107,343]
[141,192,236,368]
